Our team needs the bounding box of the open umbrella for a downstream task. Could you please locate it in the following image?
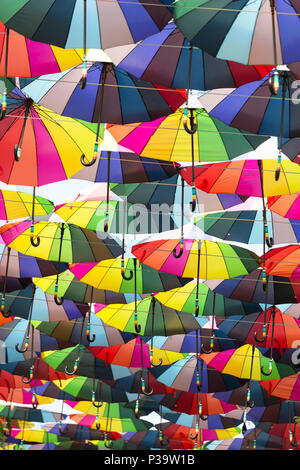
[173,0,300,65]
[260,372,300,401]
[132,238,260,279]
[161,422,241,445]
[0,190,54,222]
[107,107,268,163]
[268,194,300,220]
[106,21,273,90]
[263,245,300,278]
[195,210,300,245]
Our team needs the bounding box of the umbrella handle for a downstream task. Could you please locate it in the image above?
[87,332,96,343]
[121,266,133,281]
[22,375,32,385]
[254,329,266,343]
[201,338,214,354]
[54,294,64,306]
[261,359,273,376]
[14,144,21,162]
[189,187,197,212]
[80,59,87,90]
[0,92,7,120]
[190,431,198,440]
[266,237,274,248]
[1,308,11,318]
[134,322,141,334]
[15,336,29,354]
[81,153,97,167]
[242,422,248,435]
[32,401,38,410]
[290,438,299,448]
[59,424,69,435]
[92,392,103,408]
[30,235,40,247]
[183,118,198,135]
[150,357,163,367]
[104,439,113,449]
[247,399,255,409]
[141,378,153,396]
[173,238,184,259]
[65,357,80,375]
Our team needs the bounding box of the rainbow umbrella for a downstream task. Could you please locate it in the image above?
[109,430,194,450]
[195,210,300,245]
[131,238,260,279]
[268,194,300,220]
[257,422,300,448]
[150,355,247,393]
[203,432,290,451]
[173,0,300,65]
[260,373,300,401]
[237,401,300,425]
[106,21,273,90]
[93,297,208,337]
[0,221,121,263]
[0,87,101,187]
[69,258,193,294]
[0,405,62,425]
[205,269,300,305]
[161,423,241,444]
[157,410,241,431]
[43,422,121,443]
[178,159,300,198]
[216,308,300,350]
[263,245,300,278]
[0,190,53,222]
[154,280,263,316]
[33,269,145,305]
[201,344,298,381]
[9,429,70,445]
[107,108,268,163]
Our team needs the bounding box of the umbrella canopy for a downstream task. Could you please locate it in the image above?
[94,298,208,337]
[178,159,300,198]
[205,269,300,305]
[0,190,54,222]
[161,423,241,444]
[106,21,273,90]
[154,280,263,316]
[0,20,83,76]
[43,422,121,443]
[112,430,194,450]
[173,0,300,65]
[0,87,101,187]
[107,108,268,162]
[0,284,89,321]
[216,308,300,349]
[0,0,173,49]
[260,373,300,401]
[195,210,300,245]
[66,414,151,434]
[158,410,241,431]
[150,354,247,393]
[239,401,300,425]
[0,405,62,424]
[268,194,300,220]
[0,221,121,263]
[33,270,145,305]
[22,62,186,125]
[201,344,298,381]
[257,422,300,445]
[263,245,300,278]
[69,258,193,294]
[132,238,260,279]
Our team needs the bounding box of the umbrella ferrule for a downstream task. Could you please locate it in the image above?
[246,389,251,402]
[29,366,34,380]
[262,325,267,337]
[210,336,214,349]
[31,392,36,403]
[1,92,6,111]
[268,359,273,373]
[1,297,5,312]
[269,70,280,96]
[82,60,87,78]
[262,270,267,285]
[30,224,34,234]
[135,399,139,416]
[253,440,256,449]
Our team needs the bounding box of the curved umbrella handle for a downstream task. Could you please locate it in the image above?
[65,357,80,375]
[32,401,38,410]
[80,60,87,90]
[87,332,96,343]
[265,236,274,249]
[201,336,214,354]
[134,320,141,334]
[275,166,281,182]
[254,328,266,343]
[242,422,248,435]
[183,116,198,135]
[190,187,197,212]
[173,238,184,259]
[14,144,21,162]
[261,359,273,377]
[150,356,163,367]
[59,423,69,435]
[141,378,153,396]
[22,375,33,385]
[121,269,133,281]
[54,293,64,306]
[80,153,97,167]
[30,235,40,247]
[15,336,29,354]
[104,439,113,449]
[290,438,300,448]
[247,399,255,409]
[190,430,198,440]
[92,392,103,409]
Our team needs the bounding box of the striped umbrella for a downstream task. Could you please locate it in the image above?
[43,422,121,443]
[268,194,300,220]
[0,190,53,222]
[260,373,300,401]
[263,245,300,278]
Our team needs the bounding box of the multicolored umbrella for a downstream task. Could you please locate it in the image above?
[205,269,300,305]
[195,210,300,245]
[0,190,54,222]
[268,194,300,220]
[107,108,268,163]
[238,401,300,425]
[43,422,121,443]
[216,308,300,350]
[132,238,260,279]
[0,405,62,425]
[159,410,241,431]
[178,159,300,198]
[173,0,300,65]
[94,297,208,337]
[201,344,298,381]
[161,423,241,444]
[260,373,300,401]
[0,87,101,187]
[257,422,300,448]
[263,245,300,278]
[111,430,194,450]
[0,221,121,263]
[106,21,273,90]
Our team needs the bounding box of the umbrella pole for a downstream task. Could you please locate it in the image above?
[81,63,108,166]
[30,186,40,247]
[65,316,85,375]
[31,356,40,409]
[58,392,69,435]
[21,327,36,385]
[54,223,65,305]
[139,336,153,396]
[288,401,299,448]
[242,345,255,434]
[1,247,11,317]
[201,291,215,354]
[194,240,201,315]
[80,0,87,90]
[173,176,184,258]
[121,200,133,280]
[150,295,162,367]
[14,98,33,162]
[15,285,36,354]
[92,356,103,409]
[275,71,288,181]
[104,402,113,448]
[86,287,96,343]
[268,0,280,96]
[0,28,9,120]
[261,305,276,376]
[133,258,141,334]
[104,151,111,232]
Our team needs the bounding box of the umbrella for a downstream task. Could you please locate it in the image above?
[0,190,54,222]
[201,344,298,381]
[43,422,121,443]
[158,409,241,431]
[0,405,62,425]
[131,238,260,279]
[263,245,300,278]
[203,432,290,450]
[260,373,300,401]
[178,159,300,198]
[154,280,263,316]
[69,258,193,294]
[161,423,241,445]
[257,422,300,448]
[0,86,101,187]
[106,21,273,90]
[33,269,145,305]
[237,401,300,425]
[205,269,300,305]
[111,430,194,450]
[88,338,186,368]
[93,297,208,337]
[216,308,300,350]
[149,354,247,393]
[173,0,300,65]
[0,221,121,264]
[195,210,300,245]
[107,107,268,163]
[268,194,300,220]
